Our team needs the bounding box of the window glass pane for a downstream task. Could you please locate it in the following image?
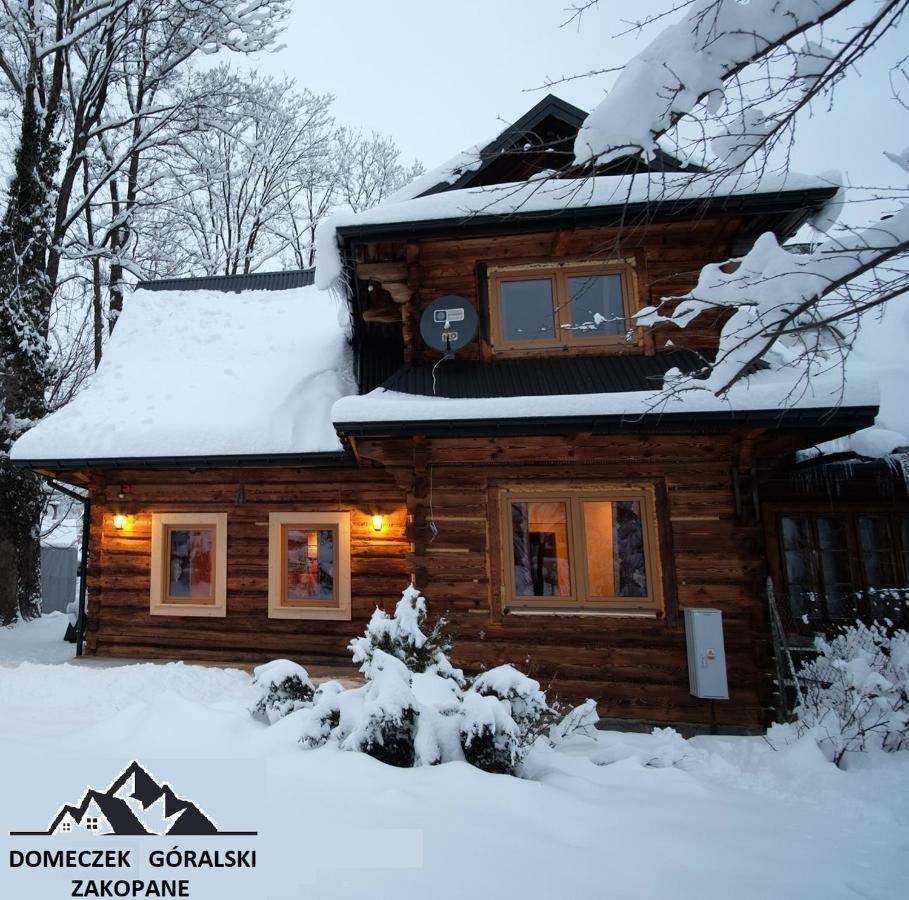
[168,528,214,598]
[511,501,571,596]
[817,517,848,551]
[500,279,555,341]
[584,500,647,598]
[285,528,334,600]
[781,516,812,552]
[858,517,898,587]
[565,273,625,337]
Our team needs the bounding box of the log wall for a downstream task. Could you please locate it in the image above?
[357,219,743,361]
[80,433,772,729]
[83,463,409,665]
[355,432,772,729]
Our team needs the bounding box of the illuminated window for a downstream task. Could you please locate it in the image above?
[268,512,351,620]
[501,486,661,613]
[150,513,227,617]
[488,261,637,352]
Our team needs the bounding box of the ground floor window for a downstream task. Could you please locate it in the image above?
[500,485,662,613]
[268,512,351,620]
[150,513,227,617]
[776,511,909,628]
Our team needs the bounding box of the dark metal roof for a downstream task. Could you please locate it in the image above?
[336,406,879,440]
[417,94,699,198]
[136,269,314,293]
[381,352,710,399]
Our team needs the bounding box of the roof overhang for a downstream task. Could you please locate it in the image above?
[336,404,877,439]
[335,186,838,246]
[10,450,355,472]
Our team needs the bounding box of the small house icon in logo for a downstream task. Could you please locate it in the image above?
[10,761,256,836]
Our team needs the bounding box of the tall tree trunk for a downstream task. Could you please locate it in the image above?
[0,76,64,625]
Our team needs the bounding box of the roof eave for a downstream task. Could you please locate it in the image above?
[10,450,355,472]
[335,186,838,245]
[335,404,878,439]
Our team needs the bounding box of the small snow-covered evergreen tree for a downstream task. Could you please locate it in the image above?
[349,585,464,685]
[296,584,596,775]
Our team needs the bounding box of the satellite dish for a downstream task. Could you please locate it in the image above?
[419,295,479,354]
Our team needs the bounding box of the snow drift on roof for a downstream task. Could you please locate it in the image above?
[332,367,878,428]
[11,285,355,463]
[315,170,836,291]
[382,137,492,205]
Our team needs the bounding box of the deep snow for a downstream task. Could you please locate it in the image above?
[10,285,355,462]
[1,616,907,900]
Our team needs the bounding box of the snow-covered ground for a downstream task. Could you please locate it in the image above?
[1,616,907,900]
[0,611,76,665]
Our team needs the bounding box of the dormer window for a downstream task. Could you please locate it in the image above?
[488,260,637,352]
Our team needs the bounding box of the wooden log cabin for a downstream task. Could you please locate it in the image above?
[12,95,886,732]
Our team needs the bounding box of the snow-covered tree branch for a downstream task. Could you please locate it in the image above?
[568,0,908,398]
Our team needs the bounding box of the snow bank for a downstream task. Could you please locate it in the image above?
[0,613,75,666]
[315,170,832,291]
[1,629,908,899]
[10,285,356,462]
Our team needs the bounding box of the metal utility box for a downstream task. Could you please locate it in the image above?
[684,608,729,699]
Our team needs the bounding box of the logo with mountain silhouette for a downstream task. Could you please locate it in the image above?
[10,761,256,836]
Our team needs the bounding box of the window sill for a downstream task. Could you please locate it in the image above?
[268,606,351,621]
[150,603,226,618]
[504,608,661,619]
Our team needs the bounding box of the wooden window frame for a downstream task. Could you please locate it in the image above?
[498,484,663,614]
[764,505,909,630]
[150,512,227,617]
[268,512,351,621]
[487,259,639,353]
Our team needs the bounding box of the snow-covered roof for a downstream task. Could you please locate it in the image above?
[315,170,838,291]
[11,285,356,464]
[799,300,909,463]
[332,368,879,433]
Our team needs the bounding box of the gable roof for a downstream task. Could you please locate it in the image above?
[10,279,356,468]
[387,94,701,205]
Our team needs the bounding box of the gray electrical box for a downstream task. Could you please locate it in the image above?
[684,608,729,699]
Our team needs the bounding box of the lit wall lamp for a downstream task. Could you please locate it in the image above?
[371,514,384,534]
[113,514,127,530]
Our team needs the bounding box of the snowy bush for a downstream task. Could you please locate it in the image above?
[349,585,464,685]
[296,585,597,775]
[791,622,909,766]
[345,650,419,767]
[299,653,462,767]
[460,665,557,775]
[250,659,315,724]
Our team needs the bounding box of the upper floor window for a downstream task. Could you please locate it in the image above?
[488,260,637,352]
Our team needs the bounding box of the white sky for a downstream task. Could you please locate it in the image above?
[245,0,907,223]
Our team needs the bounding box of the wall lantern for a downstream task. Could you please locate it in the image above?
[113,514,127,530]
[371,514,384,534]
